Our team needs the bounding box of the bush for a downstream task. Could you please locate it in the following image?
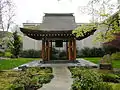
[0,51,4,57]
[111,52,120,60]
[77,45,120,58]
[78,47,105,57]
[4,52,12,58]
[20,49,41,58]
[69,67,113,90]
[59,50,67,60]
[90,47,104,57]
[51,48,59,60]
[79,47,91,57]
[10,67,53,90]
[101,73,120,83]
[50,48,67,60]
[102,45,120,55]
[97,82,113,90]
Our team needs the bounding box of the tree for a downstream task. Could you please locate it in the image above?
[73,0,118,43]
[104,33,120,49]
[8,31,22,58]
[72,23,97,39]
[0,0,15,32]
[95,12,120,43]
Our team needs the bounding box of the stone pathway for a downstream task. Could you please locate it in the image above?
[77,58,98,67]
[38,65,73,90]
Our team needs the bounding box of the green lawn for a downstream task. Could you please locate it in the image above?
[0,58,40,70]
[82,57,120,68]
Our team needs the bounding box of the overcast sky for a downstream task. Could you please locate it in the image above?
[13,0,117,25]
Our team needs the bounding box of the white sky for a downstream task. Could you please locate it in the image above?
[13,0,117,25]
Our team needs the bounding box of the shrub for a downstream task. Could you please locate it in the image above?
[90,47,104,57]
[10,67,53,90]
[102,45,120,55]
[79,47,91,57]
[70,67,113,90]
[77,45,120,58]
[0,51,4,57]
[111,52,120,60]
[101,73,120,83]
[20,49,41,58]
[59,50,67,60]
[4,52,12,58]
[51,48,59,60]
[78,47,105,57]
[97,82,113,90]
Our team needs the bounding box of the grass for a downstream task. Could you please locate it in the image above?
[0,58,40,70]
[83,57,101,64]
[82,57,120,68]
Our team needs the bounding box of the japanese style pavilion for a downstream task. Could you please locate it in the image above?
[20,13,96,63]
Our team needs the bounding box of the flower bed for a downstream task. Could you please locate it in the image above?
[0,67,53,90]
[69,67,120,90]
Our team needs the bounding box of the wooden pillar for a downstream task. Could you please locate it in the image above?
[66,41,68,59]
[48,40,50,60]
[42,40,45,60]
[73,39,76,60]
[46,40,48,60]
[71,40,73,60]
[50,40,52,60]
[68,40,72,60]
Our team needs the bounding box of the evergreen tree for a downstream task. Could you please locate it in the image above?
[10,31,22,58]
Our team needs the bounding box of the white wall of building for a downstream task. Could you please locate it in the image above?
[23,35,41,50]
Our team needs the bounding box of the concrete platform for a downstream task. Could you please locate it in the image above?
[13,59,98,70]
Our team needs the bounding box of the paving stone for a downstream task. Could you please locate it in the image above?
[38,66,73,90]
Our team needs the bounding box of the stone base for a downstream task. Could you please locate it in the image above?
[99,63,112,70]
[40,60,78,64]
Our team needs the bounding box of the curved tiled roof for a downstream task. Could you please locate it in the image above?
[40,13,77,31]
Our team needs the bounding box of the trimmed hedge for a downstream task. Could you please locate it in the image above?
[77,47,105,57]
[20,49,41,58]
[77,46,120,58]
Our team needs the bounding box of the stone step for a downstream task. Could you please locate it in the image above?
[41,60,78,64]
